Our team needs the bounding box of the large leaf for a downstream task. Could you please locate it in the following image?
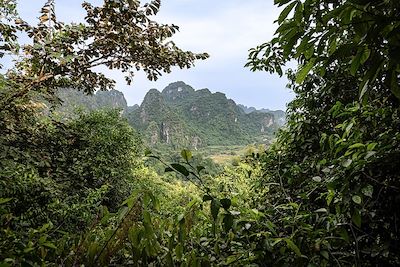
[203,195,213,201]
[352,209,362,227]
[220,198,231,210]
[223,213,234,232]
[352,195,362,205]
[296,58,316,83]
[170,163,189,176]
[181,149,192,162]
[284,238,302,257]
[278,1,297,23]
[0,198,12,205]
[210,199,220,220]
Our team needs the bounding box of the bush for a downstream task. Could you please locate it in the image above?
[0,106,143,264]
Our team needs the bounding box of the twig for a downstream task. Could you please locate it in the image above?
[349,224,360,266]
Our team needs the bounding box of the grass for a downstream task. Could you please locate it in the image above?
[198,145,249,165]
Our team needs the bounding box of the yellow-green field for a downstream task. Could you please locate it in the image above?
[198,145,264,165]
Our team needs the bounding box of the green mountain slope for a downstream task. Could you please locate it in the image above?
[128,88,199,149]
[128,81,280,148]
[54,82,284,149]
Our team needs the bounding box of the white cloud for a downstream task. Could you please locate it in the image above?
[14,0,294,110]
[157,2,279,63]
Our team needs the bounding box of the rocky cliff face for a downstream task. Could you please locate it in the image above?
[54,83,282,149]
[96,89,128,111]
[162,81,195,103]
[238,104,287,126]
[53,88,132,117]
[128,81,279,148]
[128,87,200,149]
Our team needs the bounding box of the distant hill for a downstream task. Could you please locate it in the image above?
[52,88,130,117]
[53,82,285,149]
[237,104,286,126]
[237,104,257,114]
[127,81,280,149]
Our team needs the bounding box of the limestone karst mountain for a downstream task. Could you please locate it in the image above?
[54,82,285,149]
[128,81,281,149]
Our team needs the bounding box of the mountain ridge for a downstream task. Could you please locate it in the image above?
[128,81,283,149]
[54,82,286,149]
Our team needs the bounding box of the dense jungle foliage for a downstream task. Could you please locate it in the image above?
[1,0,400,266]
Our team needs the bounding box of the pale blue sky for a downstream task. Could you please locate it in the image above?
[16,0,294,110]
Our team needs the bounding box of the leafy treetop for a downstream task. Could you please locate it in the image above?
[246,0,400,101]
[0,0,209,107]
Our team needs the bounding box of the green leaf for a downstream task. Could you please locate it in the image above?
[359,79,369,102]
[321,250,329,260]
[352,195,362,205]
[0,198,12,205]
[350,48,363,75]
[175,243,183,261]
[202,195,213,201]
[23,247,35,253]
[278,1,297,23]
[315,208,328,213]
[177,213,185,223]
[294,1,303,23]
[349,143,364,149]
[365,151,376,159]
[304,46,314,59]
[265,220,278,236]
[121,196,136,209]
[220,198,231,210]
[352,210,362,227]
[171,163,189,176]
[345,121,354,135]
[367,142,377,151]
[339,228,350,243]
[164,167,173,172]
[342,159,352,168]
[223,213,234,232]
[360,47,371,64]
[326,189,335,206]
[362,185,373,198]
[196,165,205,173]
[296,58,316,83]
[143,210,152,225]
[225,255,240,265]
[275,0,294,7]
[210,199,220,220]
[284,238,302,257]
[328,38,337,55]
[312,176,322,182]
[43,242,57,250]
[181,149,192,162]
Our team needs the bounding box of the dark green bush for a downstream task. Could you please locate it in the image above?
[0,104,142,264]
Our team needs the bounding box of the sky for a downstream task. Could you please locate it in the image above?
[15,0,295,110]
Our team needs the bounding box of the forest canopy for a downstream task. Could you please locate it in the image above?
[0,0,208,107]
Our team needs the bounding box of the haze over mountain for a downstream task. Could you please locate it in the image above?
[54,88,130,116]
[54,82,286,149]
[237,104,287,126]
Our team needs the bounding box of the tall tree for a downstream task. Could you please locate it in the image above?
[245,0,400,265]
[247,0,400,101]
[0,0,208,107]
